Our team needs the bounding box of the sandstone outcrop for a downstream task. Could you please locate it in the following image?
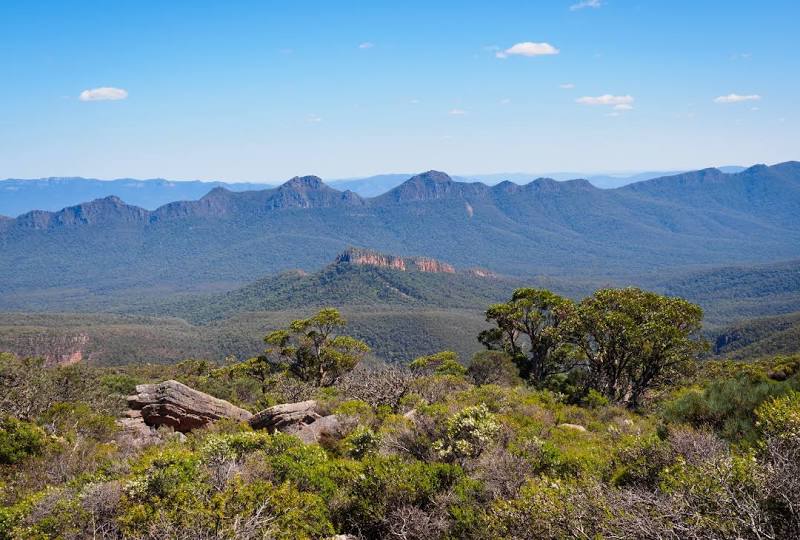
[127,380,253,432]
[335,247,456,274]
[248,400,343,444]
[124,381,343,444]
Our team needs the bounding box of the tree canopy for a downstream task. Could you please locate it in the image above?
[262,308,370,387]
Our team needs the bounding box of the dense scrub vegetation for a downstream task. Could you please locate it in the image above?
[1,288,799,539]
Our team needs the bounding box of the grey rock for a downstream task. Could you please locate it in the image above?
[249,400,343,444]
[248,400,320,431]
[127,380,252,432]
[557,423,587,432]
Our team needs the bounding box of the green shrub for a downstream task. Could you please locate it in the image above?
[467,351,522,386]
[344,426,381,458]
[755,391,800,440]
[435,404,500,461]
[410,351,467,377]
[662,371,799,443]
[0,417,48,465]
[41,402,117,441]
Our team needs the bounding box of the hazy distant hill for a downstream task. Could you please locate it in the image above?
[1,168,748,217]
[0,163,797,310]
[0,177,276,217]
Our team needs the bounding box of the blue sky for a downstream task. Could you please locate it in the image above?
[1,0,798,181]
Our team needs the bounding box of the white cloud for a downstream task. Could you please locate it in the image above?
[570,0,602,10]
[713,93,761,104]
[306,114,323,123]
[496,42,559,58]
[499,98,511,105]
[358,42,374,49]
[576,94,634,106]
[613,103,633,110]
[79,87,128,102]
[449,108,468,116]
[559,83,575,89]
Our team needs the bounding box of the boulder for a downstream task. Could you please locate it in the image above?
[292,414,344,444]
[127,380,252,432]
[248,400,343,444]
[249,400,320,431]
[117,410,159,445]
[557,423,587,432]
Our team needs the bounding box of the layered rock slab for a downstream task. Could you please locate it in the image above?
[127,379,252,432]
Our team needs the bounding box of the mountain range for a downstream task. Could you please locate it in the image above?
[0,167,748,217]
[0,162,798,312]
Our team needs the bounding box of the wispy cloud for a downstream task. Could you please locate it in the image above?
[499,98,511,105]
[449,108,468,116]
[713,93,761,103]
[305,113,323,123]
[358,42,374,49]
[79,87,128,101]
[613,103,633,110]
[570,0,602,11]
[496,42,559,59]
[730,52,752,61]
[576,94,634,106]
[409,99,421,104]
[559,83,575,89]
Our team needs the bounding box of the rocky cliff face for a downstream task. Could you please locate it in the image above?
[10,332,90,366]
[335,248,457,274]
[466,267,497,278]
[336,248,407,270]
[411,257,455,273]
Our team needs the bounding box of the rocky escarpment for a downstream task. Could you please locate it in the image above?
[336,247,456,274]
[10,332,91,366]
[336,248,408,270]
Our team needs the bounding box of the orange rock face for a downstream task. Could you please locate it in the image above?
[11,332,89,366]
[411,257,456,273]
[336,247,459,274]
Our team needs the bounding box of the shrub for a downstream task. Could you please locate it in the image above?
[434,404,500,462]
[755,391,800,440]
[467,351,522,387]
[0,417,48,465]
[662,371,797,443]
[40,402,117,441]
[410,351,467,377]
[344,426,381,458]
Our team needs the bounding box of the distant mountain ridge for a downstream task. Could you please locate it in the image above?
[0,177,276,217]
[0,167,748,217]
[0,163,798,310]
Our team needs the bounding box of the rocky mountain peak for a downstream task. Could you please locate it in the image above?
[281,175,325,190]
